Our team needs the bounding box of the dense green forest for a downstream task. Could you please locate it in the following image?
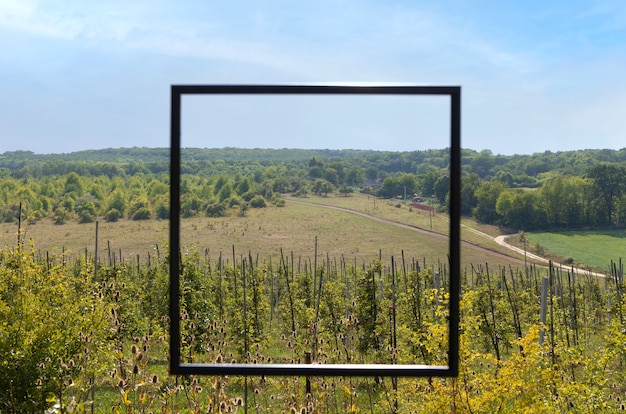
[1,147,626,230]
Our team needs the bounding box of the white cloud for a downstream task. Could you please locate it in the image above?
[1,1,625,154]
[0,0,84,39]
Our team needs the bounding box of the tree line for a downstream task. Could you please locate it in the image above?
[1,147,625,230]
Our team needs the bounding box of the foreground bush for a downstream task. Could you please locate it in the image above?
[1,237,625,412]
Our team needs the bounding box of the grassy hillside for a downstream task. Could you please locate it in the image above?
[2,193,526,270]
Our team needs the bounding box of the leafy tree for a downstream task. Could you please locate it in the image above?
[323,167,339,184]
[339,184,353,197]
[365,166,379,180]
[307,157,325,179]
[54,206,70,224]
[461,173,481,215]
[378,176,400,199]
[147,180,168,199]
[312,179,334,197]
[88,183,105,202]
[181,194,202,218]
[308,156,324,169]
[76,199,97,223]
[344,165,365,187]
[272,177,290,194]
[217,182,233,202]
[433,174,450,206]
[473,181,508,224]
[128,197,151,220]
[213,175,229,196]
[587,163,626,224]
[60,195,75,214]
[235,177,254,195]
[494,170,514,186]
[107,190,127,218]
[496,189,543,230]
[293,182,311,198]
[538,176,569,227]
[155,199,170,219]
[470,149,495,178]
[398,173,419,197]
[418,166,442,197]
[64,171,83,196]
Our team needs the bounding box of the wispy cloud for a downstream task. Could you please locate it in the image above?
[1,0,625,153]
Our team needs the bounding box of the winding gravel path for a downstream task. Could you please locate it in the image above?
[288,199,606,278]
[288,199,527,265]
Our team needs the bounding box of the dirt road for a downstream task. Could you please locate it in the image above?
[289,199,606,277]
[288,199,528,265]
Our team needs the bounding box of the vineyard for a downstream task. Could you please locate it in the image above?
[2,226,626,413]
[2,147,626,412]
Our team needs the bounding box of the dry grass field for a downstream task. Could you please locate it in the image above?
[0,193,527,270]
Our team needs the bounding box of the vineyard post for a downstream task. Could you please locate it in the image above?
[540,276,548,345]
[379,250,383,300]
[305,351,312,395]
[232,245,237,297]
[557,266,571,348]
[391,257,398,354]
[611,260,624,325]
[434,271,440,310]
[401,250,408,294]
[242,257,249,412]
[391,257,398,408]
[290,251,295,282]
[248,252,260,341]
[607,286,611,324]
[280,248,296,333]
[549,262,556,365]
[618,257,624,325]
[94,221,99,278]
[484,264,501,360]
[218,252,223,319]
[568,267,579,345]
[502,267,523,353]
[313,236,318,304]
[17,201,22,248]
[508,264,517,292]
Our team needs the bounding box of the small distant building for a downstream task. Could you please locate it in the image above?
[361,178,383,187]
[410,195,434,212]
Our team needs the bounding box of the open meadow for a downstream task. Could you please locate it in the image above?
[1,193,526,270]
[527,229,626,272]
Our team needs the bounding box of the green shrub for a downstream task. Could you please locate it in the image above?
[106,208,122,222]
[205,202,226,217]
[131,207,151,220]
[249,195,267,208]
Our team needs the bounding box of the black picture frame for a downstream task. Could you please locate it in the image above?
[169,84,461,377]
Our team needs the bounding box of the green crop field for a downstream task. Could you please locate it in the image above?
[527,229,626,272]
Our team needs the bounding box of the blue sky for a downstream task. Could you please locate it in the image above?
[1,1,625,155]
